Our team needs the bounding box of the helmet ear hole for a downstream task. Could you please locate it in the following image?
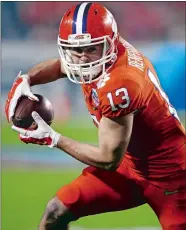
[94,9,98,15]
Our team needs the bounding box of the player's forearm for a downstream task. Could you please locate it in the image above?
[57,136,119,170]
[27,59,66,86]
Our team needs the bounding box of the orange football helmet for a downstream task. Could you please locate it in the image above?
[58,2,119,84]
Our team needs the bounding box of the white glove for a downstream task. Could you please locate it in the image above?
[5,71,39,122]
[12,111,61,148]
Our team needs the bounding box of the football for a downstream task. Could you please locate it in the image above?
[12,94,54,129]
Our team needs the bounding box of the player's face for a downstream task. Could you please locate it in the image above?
[63,44,104,80]
[65,44,103,65]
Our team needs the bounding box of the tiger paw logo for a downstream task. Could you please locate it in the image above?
[97,73,110,88]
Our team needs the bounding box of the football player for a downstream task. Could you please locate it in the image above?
[5,2,186,230]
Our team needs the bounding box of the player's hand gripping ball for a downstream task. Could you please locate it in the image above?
[11,94,60,148]
[12,94,54,129]
[12,110,61,148]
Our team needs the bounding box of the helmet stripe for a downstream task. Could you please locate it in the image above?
[72,3,81,34]
[82,3,92,33]
[72,2,92,34]
[76,2,89,34]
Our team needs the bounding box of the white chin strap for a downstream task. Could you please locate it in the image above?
[57,35,117,84]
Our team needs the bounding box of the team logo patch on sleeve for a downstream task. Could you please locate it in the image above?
[91,89,99,107]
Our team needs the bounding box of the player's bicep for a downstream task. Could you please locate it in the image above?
[98,114,134,167]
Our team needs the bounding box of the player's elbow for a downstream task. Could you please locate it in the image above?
[104,160,121,171]
[101,151,123,171]
[99,143,127,171]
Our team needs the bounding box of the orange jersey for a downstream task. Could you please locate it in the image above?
[81,40,186,179]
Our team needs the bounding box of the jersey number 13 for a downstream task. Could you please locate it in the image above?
[107,88,130,111]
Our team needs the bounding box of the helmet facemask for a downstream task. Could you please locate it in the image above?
[58,34,117,84]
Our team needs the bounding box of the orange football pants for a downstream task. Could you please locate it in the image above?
[57,159,186,230]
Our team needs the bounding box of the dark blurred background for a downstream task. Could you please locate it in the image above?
[2,2,185,41]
